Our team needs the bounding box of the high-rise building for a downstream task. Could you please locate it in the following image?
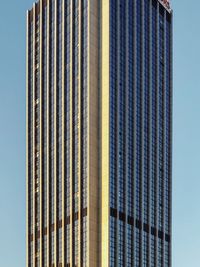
[26,0,172,266]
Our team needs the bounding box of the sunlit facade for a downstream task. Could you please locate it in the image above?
[26,0,172,266]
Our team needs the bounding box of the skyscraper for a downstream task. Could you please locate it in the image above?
[26,0,172,266]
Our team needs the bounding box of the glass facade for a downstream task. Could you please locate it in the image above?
[27,0,90,266]
[109,0,172,266]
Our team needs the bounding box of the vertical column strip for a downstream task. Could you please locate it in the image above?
[26,10,30,267]
[148,0,152,266]
[133,0,137,266]
[163,10,167,267]
[32,5,36,267]
[87,1,90,266]
[39,2,43,266]
[98,1,101,264]
[46,0,50,266]
[156,2,160,266]
[61,0,65,266]
[124,0,129,265]
[169,11,173,267]
[141,0,145,265]
[70,0,73,265]
[78,0,82,266]
[101,0,110,265]
[54,0,58,265]
[88,0,99,264]
[116,0,120,265]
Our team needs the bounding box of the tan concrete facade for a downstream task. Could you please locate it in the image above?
[100,1,110,267]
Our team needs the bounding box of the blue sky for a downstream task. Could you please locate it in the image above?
[0,0,199,266]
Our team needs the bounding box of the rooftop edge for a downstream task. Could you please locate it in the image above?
[27,0,172,20]
[158,0,172,13]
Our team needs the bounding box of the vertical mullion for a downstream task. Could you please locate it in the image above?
[70,0,73,265]
[39,2,43,266]
[26,10,30,267]
[141,0,145,265]
[46,0,50,266]
[116,0,120,264]
[54,0,58,265]
[86,0,90,266]
[78,0,82,266]
[124,0,129,265]
[32,5,36,267]
[62,0,65,266]
[169,10,173,267]
[156,2,160,266]
[163,10,167,267]
[130,1,135,265]
[134,0,142,265]
[148,0,153,266]
[133,0,137,266]
[65,0,71,264]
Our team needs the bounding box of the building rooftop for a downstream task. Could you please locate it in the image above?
[28,0,172,18]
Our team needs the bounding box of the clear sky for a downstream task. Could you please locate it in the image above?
[0,0,199,266]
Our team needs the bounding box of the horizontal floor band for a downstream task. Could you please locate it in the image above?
[29,207,87,241]
[110,207,170,243]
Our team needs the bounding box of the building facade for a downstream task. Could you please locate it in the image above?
[26,0,172,266]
